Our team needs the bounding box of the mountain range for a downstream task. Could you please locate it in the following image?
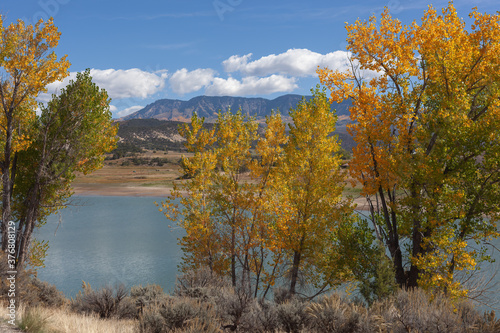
[120,94,351,122]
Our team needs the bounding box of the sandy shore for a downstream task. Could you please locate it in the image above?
[72,183,175,197]
[72,183,371,210]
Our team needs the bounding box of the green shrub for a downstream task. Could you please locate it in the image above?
[358,242,397,305]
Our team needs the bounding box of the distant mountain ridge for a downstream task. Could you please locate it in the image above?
[115,118,356,153]
[121,94,351,122]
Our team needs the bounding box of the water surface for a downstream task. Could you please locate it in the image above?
[36,196,183,297]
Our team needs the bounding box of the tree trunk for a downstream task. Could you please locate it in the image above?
[378,187,406,287]
[407,184,422,288]
[1,119,13,253]
[16,185,41,268]
[231,225,236,287]
[289,250,301,295]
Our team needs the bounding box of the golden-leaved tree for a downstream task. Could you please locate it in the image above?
[0,17,70,256]
[159,113,222,273]
[161,90,358,298]
[0,18,117,269]
[160,111,281,297]
[263,88,353,295]
[319,3,500,297]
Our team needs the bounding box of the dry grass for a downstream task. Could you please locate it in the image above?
[1,301,137,333]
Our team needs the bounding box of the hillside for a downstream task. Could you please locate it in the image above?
[115,95,355,156]
[121,94,352,123]
[114,118,355,155]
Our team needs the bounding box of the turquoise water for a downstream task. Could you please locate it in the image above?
[36,196,498,309]
[36,196,184,297]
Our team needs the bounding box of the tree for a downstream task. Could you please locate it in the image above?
[319,3,500,297]
[159,113,224,275]
[263,88,353,296]
[160,111,282,297]
[0,17,117,269]
[161,91,358,298]
[0,17,70,255]
[12,70,117,268]
[210,111,259,288]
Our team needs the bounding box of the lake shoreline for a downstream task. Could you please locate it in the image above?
[72,183,372,210]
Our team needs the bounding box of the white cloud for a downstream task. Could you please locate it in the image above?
[91,68,168,99]
[222,49,352,77]
[205,75,298,96]
[115,105,144,118]
[40,68,169,102]
[223,53,253,72]
[169,68,216,94]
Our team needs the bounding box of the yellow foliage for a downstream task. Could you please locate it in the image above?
[319,2,500,298]
[161,93,355,296]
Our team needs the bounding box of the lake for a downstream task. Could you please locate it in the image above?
[36,196,184,297]
[36,196,499,310]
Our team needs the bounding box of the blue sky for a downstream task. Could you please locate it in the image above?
[1,0,497,118]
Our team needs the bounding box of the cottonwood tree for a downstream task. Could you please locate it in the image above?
[159,113,223,273]
[162,92,360,298]
[319,3,500,297]
[0,17,70,254]
[0,17,117,269]
[247,112,289,298]
[13,70,117,268]
[210,111,258,289]
[263,88,353,296]
[160,111,283,297]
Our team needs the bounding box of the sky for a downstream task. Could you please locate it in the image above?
[1,0,498,118]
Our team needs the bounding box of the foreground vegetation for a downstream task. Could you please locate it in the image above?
[1,267,499,333]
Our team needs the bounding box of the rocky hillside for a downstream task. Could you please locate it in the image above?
[121,94,351,122]
[115,95,355,155]
[116,119,196,152]
[115,118,355,155]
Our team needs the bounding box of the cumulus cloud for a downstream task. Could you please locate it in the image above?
[169,68,216,94]
[116,105,144,118]
[91,68,168,99]
[205,75,298,96]
[34,48,374,102]
[222,49,352,77]
[223,53,253,73]
[40,68,169,102]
